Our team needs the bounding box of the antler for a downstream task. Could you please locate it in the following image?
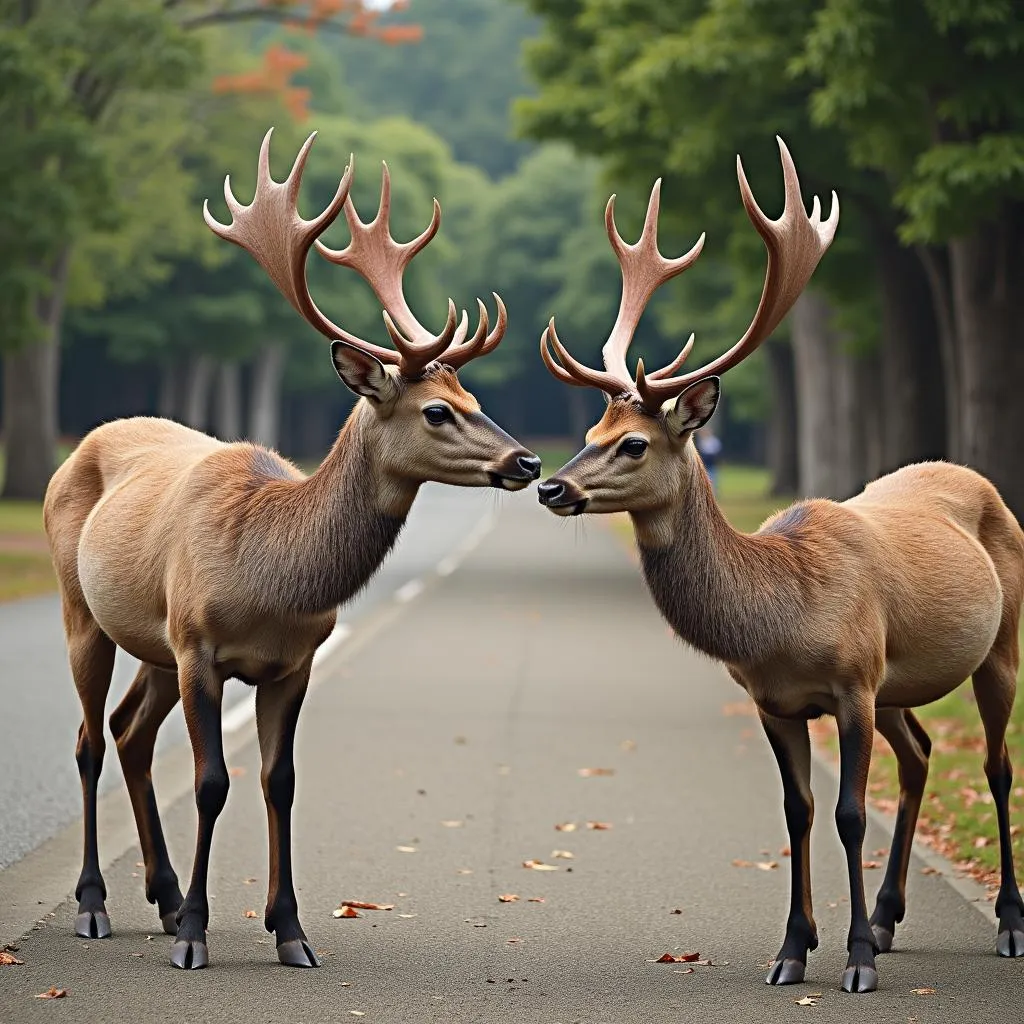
[316,163,506,376]
[539,179,705,400]
[204,129,502,379]
[540,137,839,413]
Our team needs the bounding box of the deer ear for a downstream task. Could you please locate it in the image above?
[665,377,720,436]
[331,341,400,406]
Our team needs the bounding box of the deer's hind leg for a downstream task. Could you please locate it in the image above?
[869,708,931,952]
[64,598,117,939]
[109,664,184,935]
[972,626,1024,957]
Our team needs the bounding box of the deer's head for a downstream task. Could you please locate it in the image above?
[205,130,540,496]
[537,138,838,517]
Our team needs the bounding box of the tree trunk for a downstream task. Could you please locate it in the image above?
[214,361,243,440]
[790,291,844,499]
[874,238,946,471]
[764,339,799,496]
[917,244,961,461]
[948,207,1024,523]
[180,353,214,430]
[1,248,70,500]
[248,342,285,449]
[834,346,881,499]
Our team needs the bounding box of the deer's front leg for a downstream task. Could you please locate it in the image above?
[171,656,228,970]
[256,664,319,968]
[759,712,818,986]
[835,693,878,993]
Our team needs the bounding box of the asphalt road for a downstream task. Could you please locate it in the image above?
[1,494,1021,1022]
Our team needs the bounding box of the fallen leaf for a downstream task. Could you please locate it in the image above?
[441,820,464,828]
[554,822,577,832]
[974,836,989,849]
[498,894,520,903]
[551,850,574,860]
[523,859,559,871]
[333,906,362,919]
[395,845,417,854]
[873,847,889,857]
[0,950,23,965]
[732,859,753,868]
[674,967,694,975]
[620,739,637,752]
[527,897,545,903]
[339,901,395,912]
[794,996,818,1006]
[586,821,613,830]
[507,937,521,944]
[671,908,683,915]
[472,922,487,928]
[578,767,615,777]
[911,987,936,995]
[244,910,259,919]
[35,988,67,1000]
[862,860,882,869]
[780,846,791,857]
[457,868,473,875]
[228,766,246,778]
[649,952,701,963]
[756,861,778,871]
[243,876,257,885]
[340,981,352,987]
[920,866,942,876]
[397,914,417,919]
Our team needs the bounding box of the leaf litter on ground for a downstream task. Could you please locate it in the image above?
[523,859,559,871]
[339,901,395,911]
[0,950,23,965]
[578,767,615,777]
[35,987,67,1000]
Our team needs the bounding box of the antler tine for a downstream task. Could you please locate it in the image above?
[315,162,467,377]
[601,181,706,387]
[635,136,839,412]
[443,293,509,370]
[204,129,403,367]
[646,332,695,380]
[542,318,630,398]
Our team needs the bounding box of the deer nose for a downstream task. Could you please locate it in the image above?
[537,480,565,505]
[517,454,542,480]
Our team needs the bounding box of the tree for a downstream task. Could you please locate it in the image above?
[0,0,420,498]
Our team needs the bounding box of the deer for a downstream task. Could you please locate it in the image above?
[43,129,541,971]
[536,137,1024,993]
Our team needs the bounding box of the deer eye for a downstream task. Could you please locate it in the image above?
[423,405,453,426]
[619,437,648,459]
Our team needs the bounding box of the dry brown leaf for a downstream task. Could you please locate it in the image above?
[586,821,613,831]
[862,860,882,869]
[974,836,989,849]
[578,767,615,777]
[794,996,818,1006]
[333,906,362,919]
[732,859,753,868]
[0,950,23,965]
[920,865,942,876]
[522,859,559,871]
[649,952,700,964]
[756,861,778,871]
[911,987,936,995]
[395,845,417,854]
[244,910,258,919]
[554,822,577,832]
[527,897,545,903]
[340,901,395,912]
[873,847,889,857]
[441,820,464,828]
[780,846,791,857]
[35,987,67,1000]
[498,894,520,903]
[551,849,574,860]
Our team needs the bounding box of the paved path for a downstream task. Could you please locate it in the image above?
[1,496,1021,1022]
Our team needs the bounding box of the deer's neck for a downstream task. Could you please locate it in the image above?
[246,405,412,617]
[630,446,804,666]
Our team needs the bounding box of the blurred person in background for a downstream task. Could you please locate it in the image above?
[696,426,722,493]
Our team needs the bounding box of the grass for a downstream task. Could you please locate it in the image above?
[0,499,55,603]
[612,463,1024,887]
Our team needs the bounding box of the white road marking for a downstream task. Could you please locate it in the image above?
[395,579,425,603]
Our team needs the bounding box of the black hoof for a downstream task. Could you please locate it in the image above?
[277,939,320,968]
[169,939,208,970]
[161,911,178,936]
[841,964,878,993]
[74,910,111,939]
[765,958,806,985]
[997,928,1024,957]
[871,924,894,953]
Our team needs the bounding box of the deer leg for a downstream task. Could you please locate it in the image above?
[170,656,227,970]
[110,664,184,935]
[67,612,117,940]
[759,712,817,986]
[256,665,319,968]
[869,708,931,953]
[972,647,1024,958]
[835,693,878,993]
